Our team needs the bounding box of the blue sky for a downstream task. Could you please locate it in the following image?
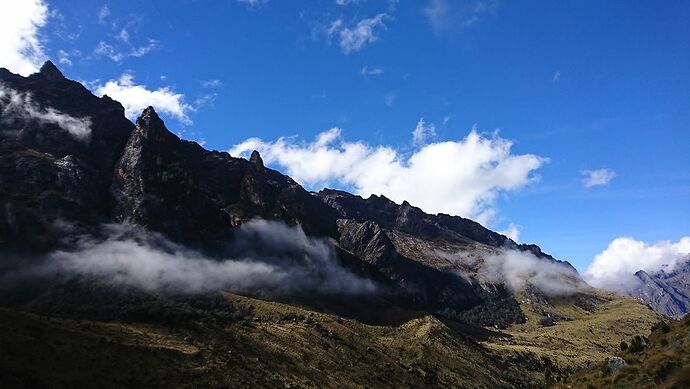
[2,0,689,277]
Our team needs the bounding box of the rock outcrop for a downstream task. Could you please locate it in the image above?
[632,259,690,319]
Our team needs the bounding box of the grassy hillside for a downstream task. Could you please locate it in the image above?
[558,312,690,388]
[483,289,661,384]
[0,289,662,388]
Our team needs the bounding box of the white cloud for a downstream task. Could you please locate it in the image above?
[581,168,616,187]
[0,0,49,76]
[94,73,192,124]
[93,39,158,62]
[0,83,92,141]
[585,236,690,293]
[424,0,498,35]
[412,117,437,146]
[326,14,388,54]
[481,249,582,296]
[48,220,376,295]
[117,28,130,43]
[230,125,546,224]
[552,71,561,83]
[360,66,384,76]
[57,49,72,66]
[97,5,110,24]
[500,223,521,242]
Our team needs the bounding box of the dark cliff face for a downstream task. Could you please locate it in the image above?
[111,107,339,251]
[0,62,134,251]
[0,63,567,326]
[632,259,690,319]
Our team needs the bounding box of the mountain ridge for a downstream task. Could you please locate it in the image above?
[0,62,665,388]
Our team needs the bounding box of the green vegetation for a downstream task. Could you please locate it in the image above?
[559,313,690,388]
[0,288,663,388]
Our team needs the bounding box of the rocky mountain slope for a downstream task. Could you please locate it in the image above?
[631,259,690,319]
[0,62,663,387]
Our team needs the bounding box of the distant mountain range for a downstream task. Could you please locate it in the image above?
[631,258,690,319]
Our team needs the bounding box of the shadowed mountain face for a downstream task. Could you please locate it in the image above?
[0,62,579,326]
[632,259,690,319]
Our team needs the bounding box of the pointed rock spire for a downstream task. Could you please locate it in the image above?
[136,106,163,129]
[38,60,65,80]
[250,150,264,166]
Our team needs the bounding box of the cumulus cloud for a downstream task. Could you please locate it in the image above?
[0,83,91,140]
[230,125,546,224]
[94,73,192,124]
[326,14,388,54]
[0,0,48,75]
[424,0,498,35]
[412,117,437,146]
[581,168,616,187]
[39,220,377,296]
[585,236,690,293]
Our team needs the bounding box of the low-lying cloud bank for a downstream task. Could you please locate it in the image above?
[481,250,583,296]
[0,83,92,140]
[8,220,377,296]
[436,248,583,296]
[585,236,690,293]
[230,126,546,225]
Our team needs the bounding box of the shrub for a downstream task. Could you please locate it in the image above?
[628,335,647,353]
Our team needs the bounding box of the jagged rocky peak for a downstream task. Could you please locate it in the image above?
[38,60,65,80]
[250,150,264,166]
[137,106,163,129]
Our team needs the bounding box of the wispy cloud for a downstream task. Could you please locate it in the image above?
[325,14,388,54]
[411,117,437,146]
[0,83,92,141]
[424,0,498,35]
[201,79,222,88]
[237,0,269,10]
[230,124,546,224]
[360,66,384,76]
[384,91,397,107]
[93,39,158,62]
[581,168,616,187]
[97,5,110,24]
[0,0,49,76]
[552,71,561,83]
